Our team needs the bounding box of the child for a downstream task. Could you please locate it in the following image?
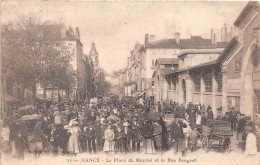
[14,131,28,159]
[103,125,115,153]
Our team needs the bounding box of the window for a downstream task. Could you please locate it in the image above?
[152,60,155,66]
[194,75,201,92]
[204,73,212,92]
[216,72,222,92]
[235,57,242,72]
[152,81,155,88]
[174,78,177,90]
[167,79,171,90]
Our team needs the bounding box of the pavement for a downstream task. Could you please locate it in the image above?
[229,133,242,153]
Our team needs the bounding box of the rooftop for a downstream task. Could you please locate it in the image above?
[146,36,228,49]
[234,1,259,28]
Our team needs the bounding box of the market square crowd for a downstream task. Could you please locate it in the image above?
[4,97,260,159]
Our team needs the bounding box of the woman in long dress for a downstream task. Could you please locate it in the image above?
[65,120,81,154]
[244,126,258,155]
[103,125,115,153]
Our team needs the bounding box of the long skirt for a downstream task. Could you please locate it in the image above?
[245,133,257,155]
[67,135,79,153]
[103,140,115,152]
[143,138,156,154]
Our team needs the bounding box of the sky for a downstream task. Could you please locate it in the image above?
[1,0,248,74]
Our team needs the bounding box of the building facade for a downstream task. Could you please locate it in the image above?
[36,25,86,101]
[221,1,260,119]
[153,2,260,119]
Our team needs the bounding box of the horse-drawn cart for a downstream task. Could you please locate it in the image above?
[201,120,232,152]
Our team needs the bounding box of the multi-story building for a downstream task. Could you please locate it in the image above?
[153,58,178,102]
[153,1,260,119]
[221,1,260,119]
[123,31,228,103]
[36,24,86,101]
[83,55,96,100]
[152,34,228,114]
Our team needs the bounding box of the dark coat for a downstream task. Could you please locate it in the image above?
[15,136,28,152]
[32,124,45,142]
[237,118,246,133]
[94,123,101,137]
[189,112,196,125]
[114,131,124,152]
[85,125,96,139]
[9,123,27,142]
[207,111,214,119]
[141,123,153,139]
[131,121,141,142]
[169,121,187,139]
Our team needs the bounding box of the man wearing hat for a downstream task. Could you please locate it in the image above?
[189,108,196,127]
[131,116,141,152]
[153,121,162,153]
[94,120,102,151]
[32,121,47,157]
[122,122,132,153]
[14,130,28,159]
[48,123,60,154]
[207,107,214,120]
[84,121,96,153]
[169,114,187,156]
[216,107,223,120]
[230,108,238,132]
[237,114,247,144]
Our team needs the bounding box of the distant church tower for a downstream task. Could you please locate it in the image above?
[89,42,99,69]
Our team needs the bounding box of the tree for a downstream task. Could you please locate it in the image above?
[1,14,75,104]
[96,70,111,98]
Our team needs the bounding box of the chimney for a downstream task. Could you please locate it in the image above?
[175,32,180,45]
[224,24,227,42]
[211,28,215,44]
[214,33,217,45]
[145,33,149,47]
[221,24,227,42]
[75,27,80,40]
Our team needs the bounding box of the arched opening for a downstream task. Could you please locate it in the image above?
[182,79,186,104]
[241,40,259,120]
[253,47,260,119]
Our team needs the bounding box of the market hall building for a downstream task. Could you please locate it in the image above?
[153,2,260,119]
